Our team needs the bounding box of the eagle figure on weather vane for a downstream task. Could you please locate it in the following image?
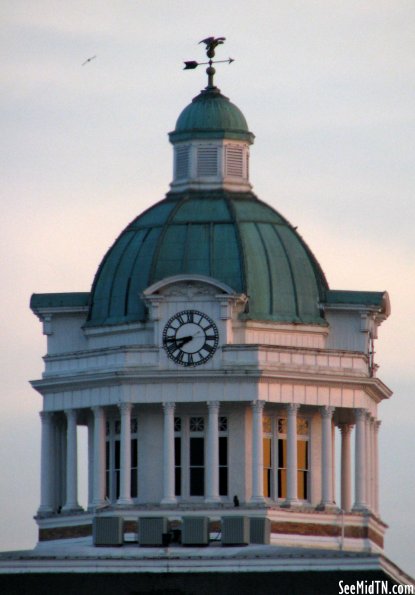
[184,36,234,88]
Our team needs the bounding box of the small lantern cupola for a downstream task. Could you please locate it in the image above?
[169,38,255,193]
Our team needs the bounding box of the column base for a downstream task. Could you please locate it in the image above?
[92,498,108,508]
[205,496,221,504]
[37,505,54,515]
[116,497,133,507]
[352,502,368,512]
[161,497,177,506]
[249,496,266,505]
[280,498,301,508]
[62,504,83,513]
[316,501,338,512]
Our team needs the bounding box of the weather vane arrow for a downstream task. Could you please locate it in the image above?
[183,37,234,88]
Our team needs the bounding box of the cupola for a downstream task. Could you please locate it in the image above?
[169,40,254,193]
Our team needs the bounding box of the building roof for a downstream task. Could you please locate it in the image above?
[169,86,255,143]
[86,190,329,327]
[30,292,90,311]
[0,540,413,592]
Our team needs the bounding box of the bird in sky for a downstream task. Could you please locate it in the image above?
[82,55,96,66]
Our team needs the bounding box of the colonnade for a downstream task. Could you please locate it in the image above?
[38,402,380,515]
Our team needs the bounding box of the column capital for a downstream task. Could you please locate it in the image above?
[375,419,381,432]
[251,400,266,412]
[286,403,300,415]
[207,401,220,412]
[355,408,367,421]
[39,410,52,423]
[64,409,78,419]
[92,405,105,418]
[118,402,133,415]
[163,401,175,413]
[338,423,354,436]
[320,405,335,419]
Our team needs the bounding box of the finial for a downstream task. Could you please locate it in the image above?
[183,36,234,89]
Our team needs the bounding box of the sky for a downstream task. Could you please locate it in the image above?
[1,0,414,576]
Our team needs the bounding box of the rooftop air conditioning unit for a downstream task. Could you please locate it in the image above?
[221,516,249,546]
[93,516,124,547]
[250,517,271,544]
[182,517,209,546]
[139,517,168,546]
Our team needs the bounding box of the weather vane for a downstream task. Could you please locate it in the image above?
[184,37,234,88]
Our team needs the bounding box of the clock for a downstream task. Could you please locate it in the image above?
[162,310,219,366]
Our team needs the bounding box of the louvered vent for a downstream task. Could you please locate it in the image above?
[221,516,250,546]
[182,517,209,546]
[250,517,271,544]
[93,516,124,546]
[175,145,190,179]
[225,145,244,177]
[197,147,218,176]
[139,516,167,546]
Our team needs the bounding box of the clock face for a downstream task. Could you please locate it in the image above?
[162,310,219,367]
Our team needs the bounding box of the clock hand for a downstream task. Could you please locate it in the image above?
[164,335,193,348]
[176,335,193,347]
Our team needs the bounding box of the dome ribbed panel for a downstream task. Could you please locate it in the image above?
[126,227,163,321]
[89,230,136,324]
[211,223,243,293]
[257,223,299,320]
[238,222,271,317]
[86,191,328,327]
[277,225,322,322]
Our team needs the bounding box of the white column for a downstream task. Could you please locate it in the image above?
[92,406,107,507]
[374,420,381,515]
[38,411,54,514]
[284,403,300,506]
[339,424,353,512]
[206,401,220,503]
[87,413,94,509]
[319,406,335,508]
[117,402,133,505]
[366,414,373,510]
[251,400,265,503]
[353,408,367,511]
[161,402,177,505]
[63,409,81,511]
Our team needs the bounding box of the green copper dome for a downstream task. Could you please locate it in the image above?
[169,87,254,143]
[87,191,328,327]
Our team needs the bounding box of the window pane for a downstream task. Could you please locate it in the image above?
[297,441,308,469]
[131,468,137,498]
[278,469,287,499]
[190,468,204,496]
[190,437,204,466]
[115,470,120,500]
[190,416,204,432]
[297,471,308,500]
[263,437,272,467]
[115,440,120,469]
[105,442,110,471]
[219,416,228,432]
[278,438,287,468]
[219,436,227,466]
[175,437,181,466]
[175,468,181,496]
[278,418,287,434]
[297,418,309,435]
[219,467,228,496]
[131,439,138,468]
